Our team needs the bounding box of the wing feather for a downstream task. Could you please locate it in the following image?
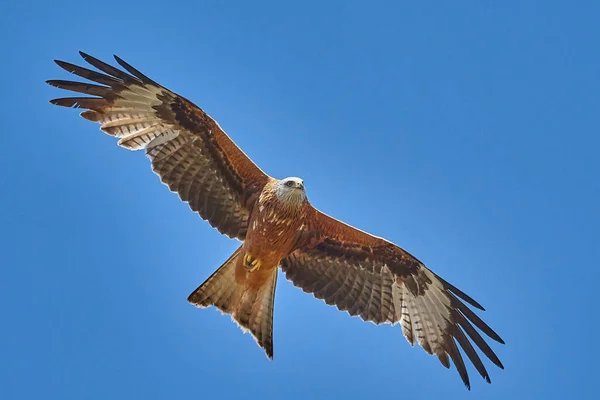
[281,206,504,389]
[48,52,270,239]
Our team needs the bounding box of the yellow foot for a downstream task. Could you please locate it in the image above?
[243,253,262,272]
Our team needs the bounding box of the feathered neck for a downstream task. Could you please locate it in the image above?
[260,180,307,213]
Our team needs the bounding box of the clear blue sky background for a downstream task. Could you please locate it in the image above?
[1,1,598,398]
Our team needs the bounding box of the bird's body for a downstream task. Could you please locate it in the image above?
[191,177,312,353]
[48,52,504,389]
[242,177,308,280]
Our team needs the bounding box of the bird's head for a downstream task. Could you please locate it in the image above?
[275,177,306,205]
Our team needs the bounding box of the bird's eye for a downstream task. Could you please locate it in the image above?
[285,181,295,187]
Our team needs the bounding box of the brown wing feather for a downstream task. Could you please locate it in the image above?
[48,52,269,239]
[281,207,504,389]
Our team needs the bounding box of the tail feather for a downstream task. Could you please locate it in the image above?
[188,246,278,359]
[188,248,239,312]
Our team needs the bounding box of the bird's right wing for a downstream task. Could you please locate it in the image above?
[48,52,270,240]
[281,206,504,389]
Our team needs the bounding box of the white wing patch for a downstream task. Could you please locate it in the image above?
[82,83,181,151]
[392,269,453,355]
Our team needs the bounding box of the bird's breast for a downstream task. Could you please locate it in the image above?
[245,202,304,261]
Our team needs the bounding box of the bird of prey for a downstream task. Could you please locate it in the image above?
[47,52,504,389]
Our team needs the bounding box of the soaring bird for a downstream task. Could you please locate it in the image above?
[47,52,504,389]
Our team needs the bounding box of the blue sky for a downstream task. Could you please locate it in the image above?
[1,0,599,398]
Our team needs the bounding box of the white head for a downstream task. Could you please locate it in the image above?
[274,177,306,205]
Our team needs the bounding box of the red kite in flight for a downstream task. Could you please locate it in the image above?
[48,52,504,389]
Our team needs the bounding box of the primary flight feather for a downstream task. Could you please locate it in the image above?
[47,52,504,389]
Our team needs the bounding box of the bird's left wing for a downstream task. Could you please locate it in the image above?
[281,207,504,389]
[48,52,270,240]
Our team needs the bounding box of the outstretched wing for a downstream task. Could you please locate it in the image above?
[48,52,270,240]
[281,207,504,389]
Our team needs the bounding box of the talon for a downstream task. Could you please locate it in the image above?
[244,253,261,272]
[249,261,261,272]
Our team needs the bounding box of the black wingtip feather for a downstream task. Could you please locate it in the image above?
[79,51,140,84]
[46,80,113,97]
[438,352,450,369]
[445,281,485,311]
[453,324,491,383]
[429,271,486,311]
[454,311,505,370]
[445,335,471,390]
[53,59,122,86]
[113,54,158,85]
[49,97,107,109]
[450,294,505,344]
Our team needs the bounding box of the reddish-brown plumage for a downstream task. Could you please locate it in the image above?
[235,179,309,289]
[48,52,504,389]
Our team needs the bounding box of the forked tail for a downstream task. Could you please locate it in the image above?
[187,246,278,358]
